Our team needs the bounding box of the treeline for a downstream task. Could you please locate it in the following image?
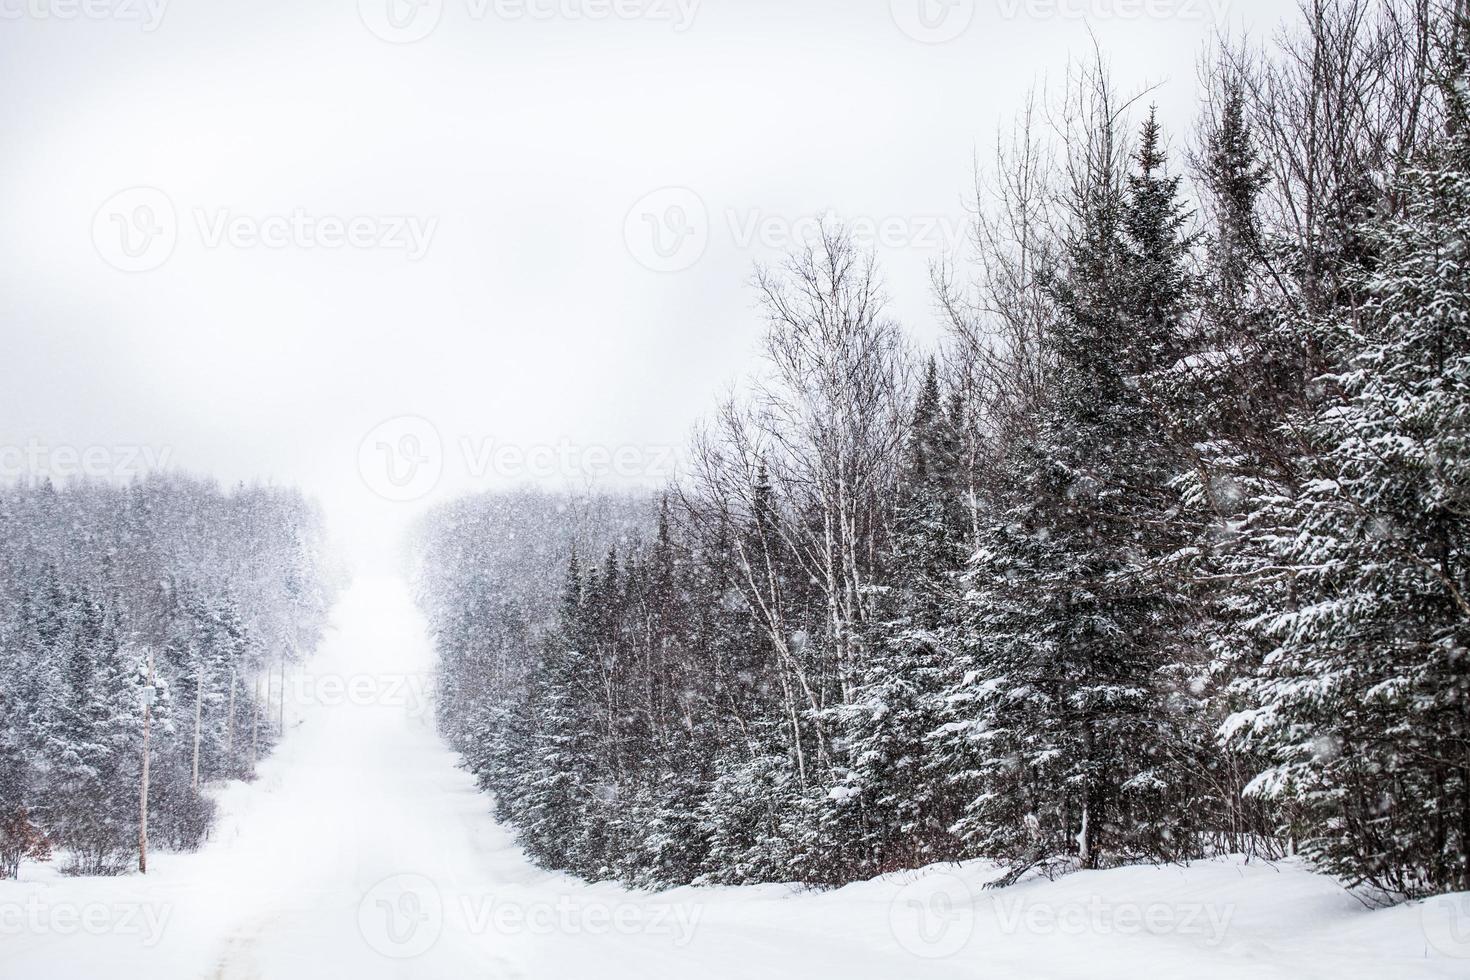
[420,0,1470,899]
[412,488,655,737]
[0,476,336,876]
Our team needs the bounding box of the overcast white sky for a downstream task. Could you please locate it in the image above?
[0,0,1290,568]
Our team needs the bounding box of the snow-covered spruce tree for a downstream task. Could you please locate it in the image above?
[517,553,620,878]
[0,679,49,877]
[607,509,714,888]
[0,478,335,876]
[0,571,60,877]
[941,107,1203,877]
[460,688,533,829]
[41,591,148,875]
[1167,68,1291,857]
[1224,53,1470,897]
[168,589,229,792]
[696,744,805,884]
[830,359,967,875]
[515,553,582,870]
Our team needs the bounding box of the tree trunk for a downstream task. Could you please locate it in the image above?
[226,667,237,757]
[191,666,204,792]
[138,649,154,875]
[279,650,287,736]
[251,675,260,771]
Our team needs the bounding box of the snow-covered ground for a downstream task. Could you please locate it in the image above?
[2,575,1467,979]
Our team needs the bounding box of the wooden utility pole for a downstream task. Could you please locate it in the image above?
[138,649,156,875]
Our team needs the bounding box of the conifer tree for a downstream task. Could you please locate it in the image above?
[835,359,966,873]
[1225,50,1470,896]
[43,592,148,875]
[942,109,1201,876]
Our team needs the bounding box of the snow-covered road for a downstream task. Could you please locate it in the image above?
[3,575,1467,979]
